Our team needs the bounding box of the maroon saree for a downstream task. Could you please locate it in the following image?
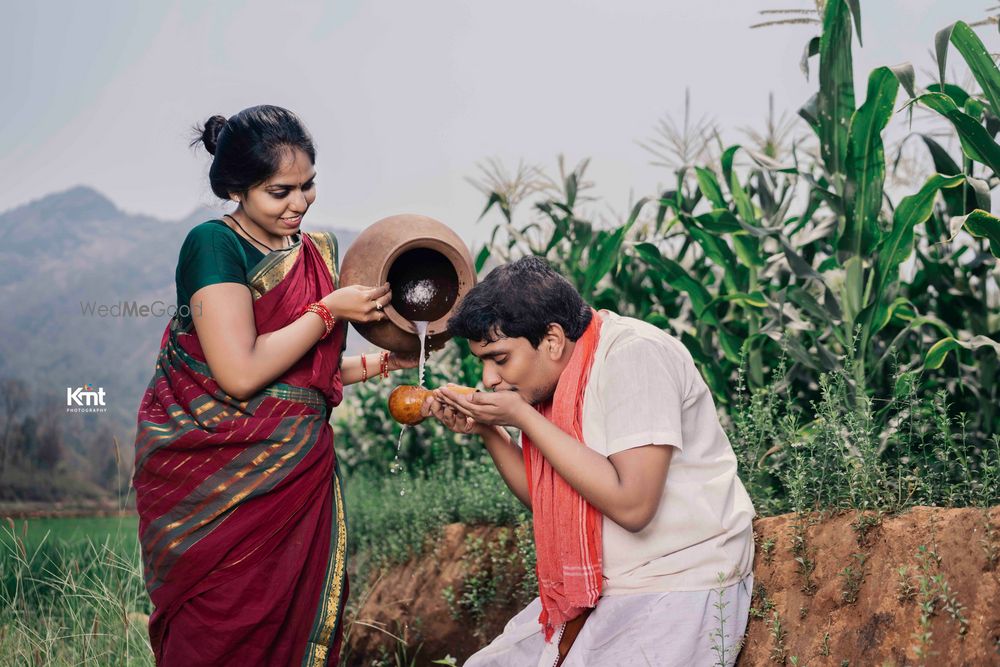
[133,230,349,666]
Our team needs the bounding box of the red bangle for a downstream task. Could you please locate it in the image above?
[303,302,336,339]
[380,350,390,379]
[360,354,369,382]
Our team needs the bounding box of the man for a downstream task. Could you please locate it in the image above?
[421,256,755,667]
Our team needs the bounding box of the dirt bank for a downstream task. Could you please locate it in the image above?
[345,506,999,666]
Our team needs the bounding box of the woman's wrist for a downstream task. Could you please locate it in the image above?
[319,294,340,319]
[358,351,391,382]
[302,302,336,339]
[386,351,401,372]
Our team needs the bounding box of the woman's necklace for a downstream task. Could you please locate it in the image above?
[223,213,293,253]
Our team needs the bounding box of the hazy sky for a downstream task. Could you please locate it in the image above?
[2,0,989,244]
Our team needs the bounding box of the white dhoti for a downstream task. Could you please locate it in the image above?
[465,573,753,667]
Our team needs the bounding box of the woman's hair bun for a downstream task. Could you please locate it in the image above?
[193,115,228,155]
[193,105,316,200]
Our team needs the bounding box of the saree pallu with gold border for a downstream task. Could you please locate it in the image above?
[134,230,349,666]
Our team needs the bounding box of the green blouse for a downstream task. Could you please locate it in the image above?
[174,220,269,327]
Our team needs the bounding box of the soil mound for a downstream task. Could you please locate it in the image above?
[346,507,1000,665]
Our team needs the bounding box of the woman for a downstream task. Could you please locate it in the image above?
[133,105,414,666]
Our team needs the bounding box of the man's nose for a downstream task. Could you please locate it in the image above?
[482,367,502,390]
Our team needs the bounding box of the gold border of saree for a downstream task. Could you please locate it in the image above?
[301,469,349,666]
[248,230,340,299]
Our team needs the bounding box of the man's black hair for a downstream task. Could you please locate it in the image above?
[447,256,592,348]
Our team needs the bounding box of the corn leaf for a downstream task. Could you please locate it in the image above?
[818,0,857,176]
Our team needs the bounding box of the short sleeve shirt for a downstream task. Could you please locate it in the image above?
[174,220,265,327]
[580,311,756,594]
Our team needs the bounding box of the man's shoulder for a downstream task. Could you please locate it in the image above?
[590,312,696,403]
[598,311,688,360]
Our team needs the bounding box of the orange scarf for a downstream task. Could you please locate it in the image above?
[521,309,603,641]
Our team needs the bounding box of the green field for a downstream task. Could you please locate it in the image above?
[0,514,153,666]
[2,515,139,552]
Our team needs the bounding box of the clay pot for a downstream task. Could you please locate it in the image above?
[340,214,477,353]
[388,384,478,426]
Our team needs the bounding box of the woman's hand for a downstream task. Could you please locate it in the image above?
[435,386,531,429]
[322,283,391,323]
[387,351,420,371]
[420,390,486,435]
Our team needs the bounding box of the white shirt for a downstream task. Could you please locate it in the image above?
[522,310,756,596]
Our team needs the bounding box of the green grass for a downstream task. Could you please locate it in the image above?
[344,458,530,578]
[0,517,153,666]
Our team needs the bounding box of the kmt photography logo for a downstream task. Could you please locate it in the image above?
[66,383,108,413]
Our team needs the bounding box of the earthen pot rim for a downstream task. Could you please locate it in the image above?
[339,212,477,353]
[379,236,471,337]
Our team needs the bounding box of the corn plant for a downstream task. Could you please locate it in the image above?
[469,1,1000,511]
[476,0,999,432]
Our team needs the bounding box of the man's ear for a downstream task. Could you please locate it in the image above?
[543,323,568,360]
